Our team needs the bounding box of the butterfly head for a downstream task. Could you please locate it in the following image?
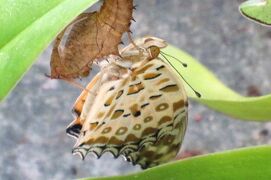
[119,36,168,70]
[138,36,167,60]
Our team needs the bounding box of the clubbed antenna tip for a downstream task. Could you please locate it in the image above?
[195,91,201,98]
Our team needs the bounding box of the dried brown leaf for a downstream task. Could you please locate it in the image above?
[50,0,134,79]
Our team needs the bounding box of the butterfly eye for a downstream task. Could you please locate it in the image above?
[149,46,160,59]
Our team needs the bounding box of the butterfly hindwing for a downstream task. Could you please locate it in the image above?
[70,58,188,168]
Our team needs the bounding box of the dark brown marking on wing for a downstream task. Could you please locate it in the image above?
[173,99,185,112]
[129,82,142,87]
[156,78,170,86]
[155,103,169,112]
[158,116,172,126]
[160,84,179,92]
[130,104,141,117]
[134,64,154,75]
[116,90,124,100]
[123,113,131,118]
[108,86,115,91]
[141,103,150,109]
[134,111,141,117]
[85,138,94,144]
[149,94,162,100]
[156,65,165,71]
[144,116,153,123]
[126,134,140,142]
[133,124,142,131]
[89,122,99,131]
[142,127,157,136]
[93,136,108,144]
[108,136,123,145]
[116,127,128,136]
[102,127,112,134]
[104,95,115,107]
[105,104,116,118]
[127,82,144,95]
[111,109,124,120]
[94,121,106,131]
[161,135,175,145]
[143,73,162,80]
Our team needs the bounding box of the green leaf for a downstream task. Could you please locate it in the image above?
[83,146,271,180]
[0,0,99,100]
[1,0,270,122]
[239,0,271,26]
[163,45,271,121]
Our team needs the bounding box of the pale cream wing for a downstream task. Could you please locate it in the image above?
[71,58,188,169]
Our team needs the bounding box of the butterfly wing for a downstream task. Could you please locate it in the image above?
[67,73,102,138]
[69,58,188,168]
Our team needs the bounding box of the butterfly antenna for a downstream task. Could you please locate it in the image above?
[160,54,201,98]
[160,51,188,68]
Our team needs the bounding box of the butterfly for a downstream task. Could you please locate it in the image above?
[66,36,188,169]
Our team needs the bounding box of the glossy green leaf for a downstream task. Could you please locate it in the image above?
[239,0,271,26]
[1,0,270,122]
[163,45,271,121]
[0,0,99,100]
[84,146,271,180]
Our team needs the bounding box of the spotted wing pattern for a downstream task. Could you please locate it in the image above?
[67,57,188,169]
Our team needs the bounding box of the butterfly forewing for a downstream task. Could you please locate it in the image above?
[67,73,102,139]
[69,58,188,168]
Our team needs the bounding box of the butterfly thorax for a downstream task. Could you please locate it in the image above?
[120,36,167,67]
